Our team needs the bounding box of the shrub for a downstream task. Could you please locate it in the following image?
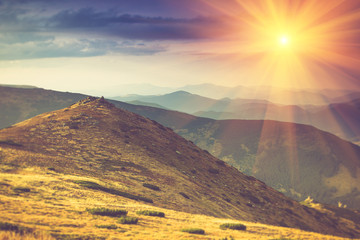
[51,233,106,240]
[220,237,235,240]
[95,224,118,229]
[74,180,104,190]
[142,183,160,191]
[87,208,127,217]
[208,168,219,174]
[0,222,32,234]
[269,238,296,240]
[13,187,31,193]
[216,160,226,166]
[118,216,138,224]
[74,180,153,203]
[220,223,246,231]
[269,238,299,240]
[179,192,190,199]
[136,210,165,217]
[0,140,22,147]
[181,228,205,234]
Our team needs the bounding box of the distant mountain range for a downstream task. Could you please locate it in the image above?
[111,90,360,144]
[111,83,360,105]
[1,85,360,210]
[1,96,360,238]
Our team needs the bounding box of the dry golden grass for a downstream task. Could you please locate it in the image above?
[0,231,55,240]
[0,166,354,240]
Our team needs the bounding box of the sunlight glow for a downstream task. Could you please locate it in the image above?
[279,35,289,46]
[199,0,360,91]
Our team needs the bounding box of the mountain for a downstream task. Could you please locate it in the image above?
[310,98,360,144]
[194,100,360,145]
[0,86,87,129]
[126,100,168,109]
[112,102,360,209]
[1,86,360,210]
[178,84,325,105]
[112,90,306,116]
[178,83,360,105]
[112,91,220,113]
[112,90,360,144]
[1,96,360,238]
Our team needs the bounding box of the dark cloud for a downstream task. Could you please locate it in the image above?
[46,8,222,40]
[0,0,227,60]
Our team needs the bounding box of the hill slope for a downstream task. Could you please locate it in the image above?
[0,168,355,240]
[1,86,360,210]
[1,97,360,238]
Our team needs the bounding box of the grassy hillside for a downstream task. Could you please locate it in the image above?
[114,102,360,210]
[1,86,360,211]
[0,167,355,240]
[1,97,360,238]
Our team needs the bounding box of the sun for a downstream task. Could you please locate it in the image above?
[279,35,289,46]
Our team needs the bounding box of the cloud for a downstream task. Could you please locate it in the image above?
[0,36,165,60]
[0,1,229,60]
[46,8,223,40]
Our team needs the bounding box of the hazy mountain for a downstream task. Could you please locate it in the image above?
[309,99,360,144]
[0,86,87,129]
[1,96,359,238]
[112,91,220,113]
[178,83,360,105]
[126,100,168,109]
[1,86,360,210]
[113,90,360,144]
[112,90,303,116]
[110,83,360,105]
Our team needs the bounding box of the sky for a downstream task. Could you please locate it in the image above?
[1,0,360,96]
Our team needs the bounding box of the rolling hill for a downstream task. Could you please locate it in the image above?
[1,97,360,238]
[1,86,360,210]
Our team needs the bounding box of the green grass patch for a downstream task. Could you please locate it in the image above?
[118,216,138,224]
[95,224,118,229]
[220,223,246,231]
[136,210,165,217]
[181,228,205,235]
[87,207,127,217]
[74,180,153,203]
[142,183,160,191]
